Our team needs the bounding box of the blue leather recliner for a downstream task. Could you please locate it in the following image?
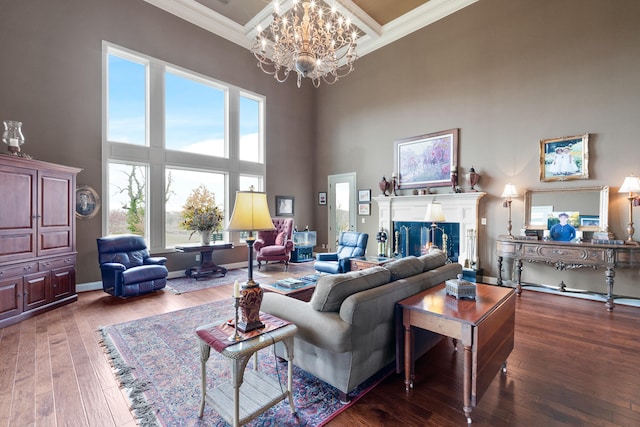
[314,231,368,274]
[97,234,168,297]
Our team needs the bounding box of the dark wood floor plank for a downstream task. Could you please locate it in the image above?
[1,270,639,427]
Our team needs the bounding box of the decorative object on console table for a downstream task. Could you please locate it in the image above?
[539,133,589,182]
[226,187,275,332]
[500,183,519,239]
[394,128,459,189]
[618,174,640,245]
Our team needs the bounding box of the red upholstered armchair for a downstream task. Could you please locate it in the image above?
[254,217,294,270]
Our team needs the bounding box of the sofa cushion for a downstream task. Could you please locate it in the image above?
[383,256,424,281]
[310,266,391,312]
[418,249,447,271]
[261,245,286,256]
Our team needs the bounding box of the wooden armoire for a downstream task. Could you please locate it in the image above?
[0,154,81,328]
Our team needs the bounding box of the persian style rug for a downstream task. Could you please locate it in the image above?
[100,298,390,426]
[165,269,267,295]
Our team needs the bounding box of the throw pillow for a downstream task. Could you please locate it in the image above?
[418,249,447,271]
[383,256,424,281]
[275,231,287,245]
[310,267,391,312]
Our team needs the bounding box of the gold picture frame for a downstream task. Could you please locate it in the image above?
[75,185,101,219]
[539,134,589,182]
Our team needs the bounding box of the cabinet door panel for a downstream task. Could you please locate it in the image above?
[0,276,23,321]
[23,272,49,311]
[51,267,74,300]
[0,165,37,263]
[38,170,74,257]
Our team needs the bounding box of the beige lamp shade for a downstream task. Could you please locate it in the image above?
[618,175,640,195]
[226,190,275,232]
[501,183,519,199]
[424,202,446,222]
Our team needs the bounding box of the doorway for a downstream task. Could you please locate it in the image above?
[327,172,356,252]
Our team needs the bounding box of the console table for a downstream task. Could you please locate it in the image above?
[175,242,233,280]
[496,238,640,311]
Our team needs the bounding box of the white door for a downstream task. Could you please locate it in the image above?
[327,173,356,252]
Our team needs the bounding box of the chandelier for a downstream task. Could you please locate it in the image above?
[251,1,359,88]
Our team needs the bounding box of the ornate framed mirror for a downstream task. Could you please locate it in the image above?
[523,185,609,231]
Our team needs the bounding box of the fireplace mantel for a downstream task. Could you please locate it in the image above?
[373,192,486,267]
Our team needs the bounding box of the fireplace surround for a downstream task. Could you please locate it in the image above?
[373,192,486,269]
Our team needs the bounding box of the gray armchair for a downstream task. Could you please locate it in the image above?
[314,231,368,274]
[97,234,168,298]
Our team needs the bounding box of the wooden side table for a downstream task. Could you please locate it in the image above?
[196,319,297,427]
[175,242,233,280]
[398,283,515,424]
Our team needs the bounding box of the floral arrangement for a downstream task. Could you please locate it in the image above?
[179,184,224,238]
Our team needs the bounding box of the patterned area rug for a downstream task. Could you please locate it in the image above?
[100,298,391,426]
[165,269,267,295]
[166,262,317,295]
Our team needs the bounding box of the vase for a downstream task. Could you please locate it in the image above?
[200,230,211,245]
[2,120,25,154]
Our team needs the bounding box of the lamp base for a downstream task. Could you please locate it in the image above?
[237,283,264,333]
[624,240,639,246]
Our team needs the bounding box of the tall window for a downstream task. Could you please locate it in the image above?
[103,43,265,251]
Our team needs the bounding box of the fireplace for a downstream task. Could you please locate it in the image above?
[373,192,486,268]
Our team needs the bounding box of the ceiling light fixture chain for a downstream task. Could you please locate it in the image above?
[251,0,359,88]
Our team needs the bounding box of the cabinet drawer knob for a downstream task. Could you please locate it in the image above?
[43,262,50,267]
[24,265,33,271]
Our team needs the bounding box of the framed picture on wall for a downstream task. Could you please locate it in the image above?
[540,133,589,182]
[75,185,101,219]
[275,196,294,216]
[358,203,370,216]
[358,189,371,203]
[318,192,327,205]
[394,128,459,189]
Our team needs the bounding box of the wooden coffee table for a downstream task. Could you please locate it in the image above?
[398,283,515,424]
[262,277,317,302]
[350,255,394,271]
[175,242,233,280]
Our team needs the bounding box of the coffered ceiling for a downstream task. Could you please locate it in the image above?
[144,0,478,57]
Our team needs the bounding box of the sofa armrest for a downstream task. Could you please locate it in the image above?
[262,293,352,352]
[100,262,126,272]
[145,257,167,265]
[253,239,266,252]
[316,252,338,261]
[284,240,294,253]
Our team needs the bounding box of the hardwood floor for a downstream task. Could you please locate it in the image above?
[0,265,638,426]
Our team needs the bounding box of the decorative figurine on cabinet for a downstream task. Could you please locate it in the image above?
[468,166,480,191]
[379,176,391,196]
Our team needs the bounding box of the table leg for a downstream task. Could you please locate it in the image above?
[198,342,211,418]
[463,344,473,424]
[403,324,414,391]
[496,255,503,286]
[514,259,523,296]
[605,267,615,311]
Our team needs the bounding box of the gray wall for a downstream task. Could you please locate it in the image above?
[0,0,315,283]
[315,0,640,298]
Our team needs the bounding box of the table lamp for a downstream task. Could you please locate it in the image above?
[618,175,640,244]
[425,202,446,249]
[226,187,275,332]
[501,183,518,238]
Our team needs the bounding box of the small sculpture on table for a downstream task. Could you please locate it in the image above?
[376,227,388,257]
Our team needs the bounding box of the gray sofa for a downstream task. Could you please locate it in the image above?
[261,250,462,401]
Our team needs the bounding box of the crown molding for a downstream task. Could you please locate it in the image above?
[145,0,478,57]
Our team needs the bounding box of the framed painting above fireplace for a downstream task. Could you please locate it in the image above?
[394,129,459,189]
